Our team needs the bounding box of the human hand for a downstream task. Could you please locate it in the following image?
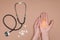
[32,17,41,40]
[39,12,54,40]
[39,12,54,33]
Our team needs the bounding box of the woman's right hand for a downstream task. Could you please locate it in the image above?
[32,16,41,40]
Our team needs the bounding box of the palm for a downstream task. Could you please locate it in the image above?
[39,12,54,32]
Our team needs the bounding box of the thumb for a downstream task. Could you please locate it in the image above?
[46,20,54,32]
[33,17,40,30]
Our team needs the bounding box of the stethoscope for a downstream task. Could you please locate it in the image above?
[3,2,27,37]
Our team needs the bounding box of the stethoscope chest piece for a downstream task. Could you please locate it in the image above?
[5,31,10,37]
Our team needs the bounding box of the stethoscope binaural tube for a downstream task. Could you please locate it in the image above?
[3,2,27,37]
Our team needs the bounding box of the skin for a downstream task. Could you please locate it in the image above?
[32,12,54,40]
[32,16,41,40]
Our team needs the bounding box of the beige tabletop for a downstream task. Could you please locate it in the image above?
[0,0,60,40]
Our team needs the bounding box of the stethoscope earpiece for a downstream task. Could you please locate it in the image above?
[18,2,22,4]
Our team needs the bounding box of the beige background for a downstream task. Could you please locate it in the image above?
[0,0,60,40]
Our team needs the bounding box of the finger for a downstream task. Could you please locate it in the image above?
[33,16,40,29]
[49,20,54,27]
[40,12,48,22]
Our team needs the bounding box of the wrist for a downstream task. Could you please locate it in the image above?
[41,32,49,40]
[32,33,40,40]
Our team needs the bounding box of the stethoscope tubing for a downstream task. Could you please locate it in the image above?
[3,2,27,33]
